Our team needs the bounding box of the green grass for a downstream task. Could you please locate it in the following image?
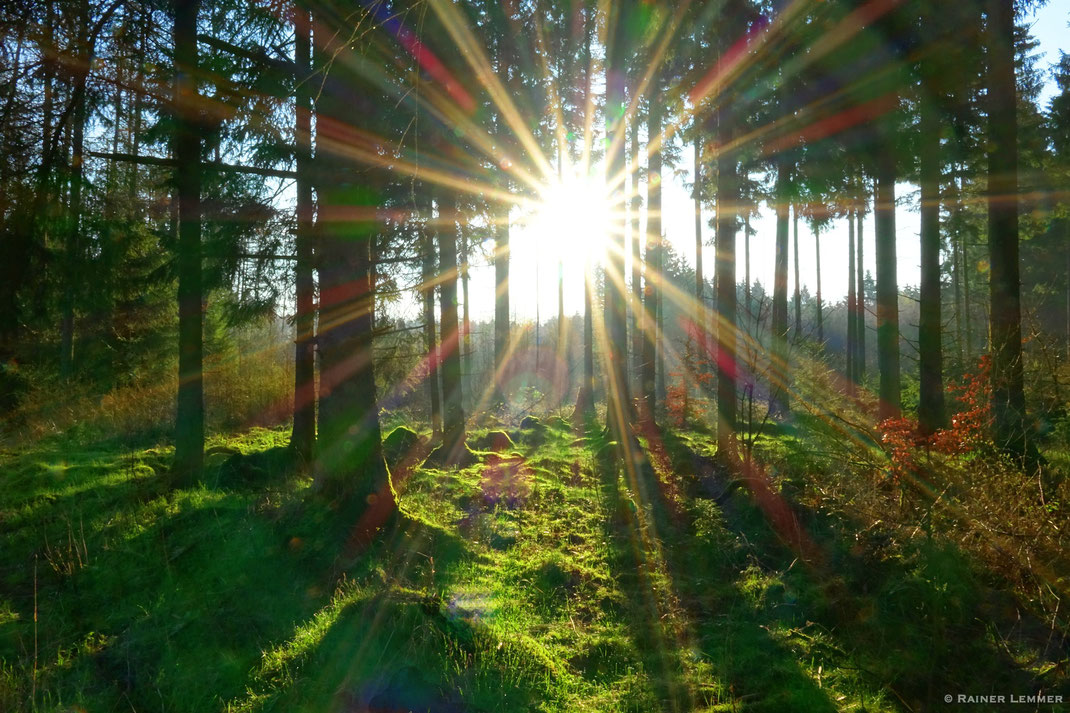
[1,419,1066,711]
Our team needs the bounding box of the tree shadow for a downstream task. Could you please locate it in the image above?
[593,425,840,711]
[665,432,1069,711]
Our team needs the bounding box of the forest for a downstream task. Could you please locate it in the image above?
[2,0,1070,710]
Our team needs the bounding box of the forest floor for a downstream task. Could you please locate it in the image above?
[2,407,1069,711]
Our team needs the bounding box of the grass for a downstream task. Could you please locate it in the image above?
[1,414,1067,711]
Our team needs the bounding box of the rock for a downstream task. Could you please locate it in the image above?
[467,429,515,452]
[382,426,421,469]
[519,415,543,430]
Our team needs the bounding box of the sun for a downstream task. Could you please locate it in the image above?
[526,171,612,268]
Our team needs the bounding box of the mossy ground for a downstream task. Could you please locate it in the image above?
[1,419,1066,711]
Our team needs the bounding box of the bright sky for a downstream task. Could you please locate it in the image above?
[411,2,1069,325]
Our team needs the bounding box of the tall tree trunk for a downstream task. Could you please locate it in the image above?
[847,208,856,389]
[172,0,205,484]
[793,205,801,337]
[814,226,823,346]
[459,223,471,410]
[641,92,661,420]
[875,159,900,420]
[603,1,631,439]
[715,108,737,458]
[290,4,316,462]
[422,217,442,435]
[60,0,91,380]
[630,112,643,394]
[437,195,466,460]
[918,92,945,434]
[856,205,866,382]
[952,180,965,370]
[744,214,751,323]
[494,212,509,405]
[963,220,973,363]
[694,136,706,365]
[312,19,389,514]
[574,267,595,417]
[986,0,1029,460]
[771,159,790,414]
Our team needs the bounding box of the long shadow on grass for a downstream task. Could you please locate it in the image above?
[593,427,839,712]
[666,430,1067,712]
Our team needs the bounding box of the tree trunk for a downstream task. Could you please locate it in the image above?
[422,216,442,435]
[459,223,471,410]
[847,208,856,389]
[290,4,316,463]
[715,108,737,458]
[815,226,823,346]
[603,1,631,440]
[438,195,466,460]
[694,136,706,366]
[875,159,900,420]
[771,160,790,414]
[641,93,661,420]
[61,0,91,380]
[494,212,509,405]
[952,181,965,370]
[793,205,801,337]
[856,205,866,382]
[744,214,751,323]
[172,0,205,485]
[986,0,1029,461]
[312,18,389,514]
[630,112,643,394]
[918,92,944,435]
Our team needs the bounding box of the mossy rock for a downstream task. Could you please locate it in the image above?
[518,415,544,430]
[467,429,515,452]
[214,446,295,489]
[545,416,571,432]
[383,426,421,469]
[424,440,478,469]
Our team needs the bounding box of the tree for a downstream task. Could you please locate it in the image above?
[875,157,900,420]
[311,4,389,509]
[714,95,738,458]
[603,0,632,444]
[289,2,315,463]
[985,0,1029,460]
[771,157,790,414]
[171,0,205,485]
[437,193,466,462]
[640,75,662,421]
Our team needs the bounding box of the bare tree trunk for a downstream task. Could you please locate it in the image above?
[630,113,643,394]
[422,217,442,435]
[856,205,866,382]
[875,159,900,420]
[640,92,661,419]
[986,0,1030,462]
[312,18,389,515]
[61,0,91,380]
[494,212,509,405]
[172,0,205,485]
[459,223,471,410]
[715,106,737,458]
[744,214,751,323]
[847,208,856,389]
[438,194,466,460]
[918,91,944,435]
[603,1,632,440]
[815,225,823,346]
[793,205,801,337]
[290,4,316,462]
[694,136,706,364]
[771,160,790,414]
